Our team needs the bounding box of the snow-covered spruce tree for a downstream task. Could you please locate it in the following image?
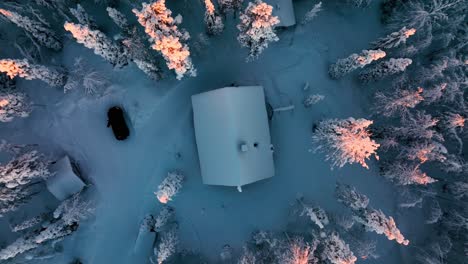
[393,111,443,142]
[0,59,67,87]
[0,92,31,122]
[302,2,322,25]
[218,0,244,14]
[64,22,129,69]
[300,204,329,229]
[388,0,465,31]
[354,208,409,245]
[52,192,94,226]
[400,140,447,164]
[371,27,416,49]
[11,214,44,232]
[328,49,386,79]
[0,9,62,51]
[106,9,162,80]
[422,82,446,104]
[359,58,412,83]
[204,0,224,35]
[304,94,325,107]
[335,183,369,211]
[0,184,34,217]
[154,205,174,232]
[106,7,130,30]
[381,162,437,185]
[374,87,424,117]
[0,150,50,189]
[312,118,380,169]
[70,4,97,29]
[321,232,357,264]
[151,229,178,264]
[275,237,319,264]
[237,0,280,61]
[155,171,184,204]
[133,1,196,80]
[238,246,257,264]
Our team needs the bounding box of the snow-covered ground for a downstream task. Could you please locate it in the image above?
[0,0,431,263]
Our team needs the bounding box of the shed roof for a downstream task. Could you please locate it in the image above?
[192,86,275,189]
[46,156,85,201]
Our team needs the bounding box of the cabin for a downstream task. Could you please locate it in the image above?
[46,156,86,201]
[191,86,275,192]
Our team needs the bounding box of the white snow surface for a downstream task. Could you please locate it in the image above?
[46,156,85,201]
[0,1,427,263]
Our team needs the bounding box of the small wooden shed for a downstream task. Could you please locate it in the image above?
[192,86,275,191]
[46,156,85,201]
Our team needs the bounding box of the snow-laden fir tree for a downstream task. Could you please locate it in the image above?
[393,111,443,141]
[70,4,97,29]
[237,0,280,61]
[371,27,416,49]
[218,0,244,14]
[422,82,446,104]
[0,9,62,51]
[0,150,50,189]
[106,7,130,30]
[275,236,319,264]
[359,58,412,83]
[64,22,129,69]
[321,232,357,264]
[151,229,178,264]
[329,49,386,79]
[381,162,437,185]
[154,205,174,232]
[106,8,162,80]
[335,183,369,210]
[388,0,465,31]
[302,2,322,25]
[400,140,447,164]
[300,204,329,229]
[354,208,409,245]
[0,184,34,217]
[238,246,257,264]
[303,94,325,107]
[0,92,31,122]
[374,87,424,117]
[204,0,224,35]
[155,171,184,204]
[133,1,196,80]
[11,214,44,232]
[0,59,67,87]
[312,118,380,169]
[443,112,465,154]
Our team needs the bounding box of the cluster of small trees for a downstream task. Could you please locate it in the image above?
[373,0,467,262]
[0,191,93,260]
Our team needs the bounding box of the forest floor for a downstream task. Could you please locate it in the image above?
[0,0,429,263]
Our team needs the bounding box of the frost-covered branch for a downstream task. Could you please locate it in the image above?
[329,49,386,79]
[0,91,31,122]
